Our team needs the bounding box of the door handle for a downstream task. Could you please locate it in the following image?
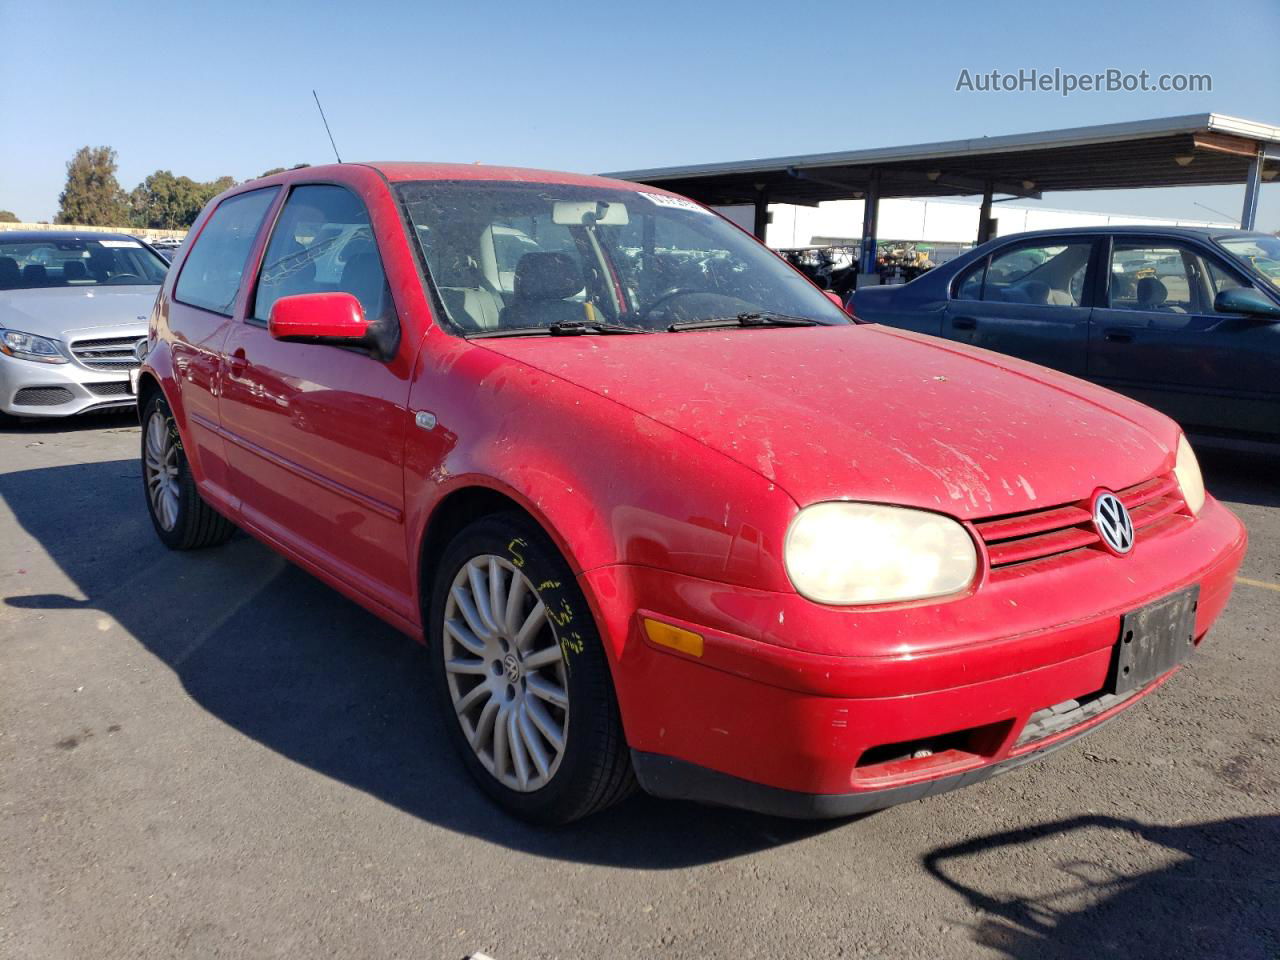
[227,347,249,376]
[1104,329,1134,344]
[951,317,977,331]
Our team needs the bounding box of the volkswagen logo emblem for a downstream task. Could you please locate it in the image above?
[503,653,522,683]
[1093,491,1134,555]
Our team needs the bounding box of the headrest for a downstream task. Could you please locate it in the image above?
[63,260,88,281]
[22,264,47,284]
[0,257,19,286]
[1136,277,1167,306]
[514,252,581,302]
[1111,272,1136,299]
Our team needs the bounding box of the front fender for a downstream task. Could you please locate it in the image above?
[404,332,799,606]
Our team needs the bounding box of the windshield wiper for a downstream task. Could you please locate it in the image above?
[468,320,650,339]
[667,312,820,332]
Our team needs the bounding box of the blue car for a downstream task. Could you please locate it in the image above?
[851,226,1280,445]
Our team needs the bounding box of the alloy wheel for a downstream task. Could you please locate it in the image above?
[442,555,569,792]
[143,410,180,531]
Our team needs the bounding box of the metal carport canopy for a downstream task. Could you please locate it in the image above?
[603,113,1280,206]
[604,113,1279,276]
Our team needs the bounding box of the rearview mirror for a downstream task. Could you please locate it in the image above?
[552,201,630,226]
[268,292,370,344]
[1213,287,1280,321]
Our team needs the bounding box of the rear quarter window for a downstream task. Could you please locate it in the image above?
[175,188,278,315]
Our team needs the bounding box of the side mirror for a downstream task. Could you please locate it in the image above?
[1213,286,1280,321]
[825,290,846,310]
[268,292,370,344]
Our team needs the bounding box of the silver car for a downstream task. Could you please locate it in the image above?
[0,231,170,420]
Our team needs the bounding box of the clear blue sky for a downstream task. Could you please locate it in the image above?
[2,0,1277,228]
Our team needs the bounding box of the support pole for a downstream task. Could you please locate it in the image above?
[858,169,881,277]
[977,180,994,245]
[752,186,770,241]
[1241,146,1263,230]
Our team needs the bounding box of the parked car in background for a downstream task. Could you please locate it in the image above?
[138,165,1244,823]
[148,237,184,262]
[0,231,168,420]
[851,226,1280,445]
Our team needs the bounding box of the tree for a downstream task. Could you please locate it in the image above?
[128,172,237,229]
[56,146,129,226]
[259,163,310,178]
[0,210,18,222]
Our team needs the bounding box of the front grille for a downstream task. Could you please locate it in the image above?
[86,381,132,397]
[974,474,1185,570]
[13,386,74,406]
[70,336,144,371]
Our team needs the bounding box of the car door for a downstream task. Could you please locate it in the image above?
[218,182,415,620]
[167,187,280,506]
[1088,236,1280,439]
[942,237,1097,376]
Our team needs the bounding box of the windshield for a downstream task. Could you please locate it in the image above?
[1215,234,1280,293]
[396,181,850,334]
[0,236,169,290]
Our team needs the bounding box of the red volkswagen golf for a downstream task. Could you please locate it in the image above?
[138,163,1246,823]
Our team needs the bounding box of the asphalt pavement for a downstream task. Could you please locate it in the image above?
[1,412,1277,960]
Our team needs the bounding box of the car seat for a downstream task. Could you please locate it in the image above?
[501,253,589,328]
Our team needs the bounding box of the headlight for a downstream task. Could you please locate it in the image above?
[0,329,68,364]
[1174,433,1205,516]
[784,502,978,605]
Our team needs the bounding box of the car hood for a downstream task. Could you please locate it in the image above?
[0,286,158,338]
[477,324,1178,518]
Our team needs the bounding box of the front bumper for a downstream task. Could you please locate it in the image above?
[0,351,136,418]
[582,496,1247,815]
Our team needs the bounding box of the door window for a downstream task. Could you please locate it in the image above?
[954,260,985,300]
[1109,243,1202,313]
[174,188,278,315]
[1204,259,1248,301]
[980,242,1091,306]
[253,185,392,324]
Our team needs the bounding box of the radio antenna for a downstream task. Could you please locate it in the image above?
[312,90,342,163]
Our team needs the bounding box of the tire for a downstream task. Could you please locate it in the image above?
[141,392,235,550]
[428,512,636,824]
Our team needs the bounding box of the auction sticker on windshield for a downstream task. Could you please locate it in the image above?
[638,192,712,214]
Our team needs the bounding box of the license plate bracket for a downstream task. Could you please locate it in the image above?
[1109,585,1199,696]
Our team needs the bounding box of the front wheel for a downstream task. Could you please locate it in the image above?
[429,512,635,824]
[141,393,235,550]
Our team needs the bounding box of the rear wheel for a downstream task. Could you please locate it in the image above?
[141,393,235,550]
[429,512,635,824]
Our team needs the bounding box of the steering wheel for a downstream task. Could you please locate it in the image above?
[640,286,704,321]
[105,273,142,284]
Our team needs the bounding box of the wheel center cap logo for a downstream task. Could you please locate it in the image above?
[1093,491,1134,555]
[503,653,521,682]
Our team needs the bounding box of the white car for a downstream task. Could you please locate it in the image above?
[0,231,168,420]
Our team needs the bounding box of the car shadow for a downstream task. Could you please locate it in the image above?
[923,814,1280,959]
[0,409,137,435]
[1,456,836,868]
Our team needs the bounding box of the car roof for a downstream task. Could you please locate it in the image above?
[990,224,1261,243]
[258,161,665,194]
[0,230,147,244]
